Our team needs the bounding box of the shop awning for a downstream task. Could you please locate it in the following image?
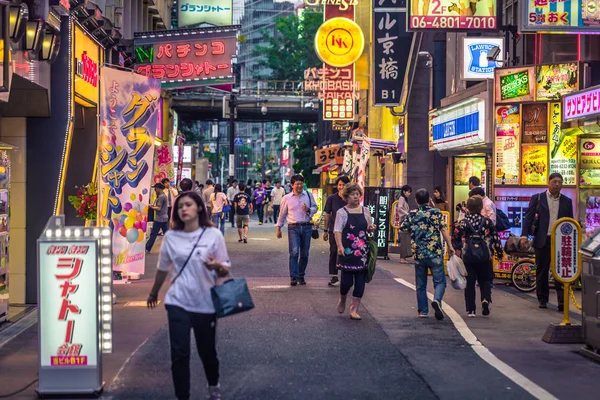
[352,138,397,151]
[0,142,17,150]
[313,160,338,174]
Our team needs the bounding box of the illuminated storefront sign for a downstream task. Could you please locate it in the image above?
[521,144,548,185]
[408,0,498,31]
[134,27,238,88]
[315,145,344,166]
[521,0,600,33]
[580,139,600,187]
[563,85,600,122]
[549,102,577,185]
[495,105,520,185]
[372,1,412,105]
[430,99,486,150]
[74,26,101,104]
[495,67,535,103]
[304,0,358,9]
[535,63,579,101]
[462,37,503,80]
[314,17,364,68]
[178,0,233,27]
[173,144,193,164]
[363,187,390,258]
[522,103,548,144]
[304,66,359,120]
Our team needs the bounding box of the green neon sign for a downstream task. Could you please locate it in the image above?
[500,71,530,101]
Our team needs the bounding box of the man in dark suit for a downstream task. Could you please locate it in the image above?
[522,173,573,311]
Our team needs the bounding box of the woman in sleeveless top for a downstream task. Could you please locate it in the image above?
[334,183,376,320]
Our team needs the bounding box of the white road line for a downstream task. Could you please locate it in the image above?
[393,278,558,400]
[106,333,156,395]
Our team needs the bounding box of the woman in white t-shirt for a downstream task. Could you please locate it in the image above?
[209,183,228,235]
[147,191,230,400]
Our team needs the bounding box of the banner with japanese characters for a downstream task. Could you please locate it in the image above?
[39,242,98,367]
[363,187,390,258]
[549,102,577,185]
[372,1,412,105]
[153,143,175,185]
[99,67,161,274]
[551,218,582,284]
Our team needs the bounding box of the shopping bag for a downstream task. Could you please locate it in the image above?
[451,274,467,290]
[447,255,467,290]
[211,278,255,318]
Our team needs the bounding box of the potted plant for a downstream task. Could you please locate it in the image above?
[68,183,98,227]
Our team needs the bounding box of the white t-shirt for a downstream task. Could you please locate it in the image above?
[271,187,285,205]
[158,227,231,313]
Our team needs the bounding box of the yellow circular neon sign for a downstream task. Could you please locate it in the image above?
[314,17,364,68]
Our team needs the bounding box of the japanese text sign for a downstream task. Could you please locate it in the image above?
[74,26,101,104]
[549,102,577,185]
[522,104,548,144]
[178,0,233,28]
[494,105,520,185]
[99,66,161,275]
[372,3,412,105]
[563,85,600,122]
[579,139,600,187]
[363,187,390,257]
[521,0,600,33]
[134,27,238,89]
[315,145,344,166]
[521,145,548,185]
[495,67,536,103]
[408,0,498,31]
[39,241,98,368]
[304,66,360,120]
[535,63,579,101]
[551,218,582,284]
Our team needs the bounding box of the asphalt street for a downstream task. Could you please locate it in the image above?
[104,222,532,400]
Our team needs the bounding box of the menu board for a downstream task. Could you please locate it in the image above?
[522,103,547,144]
[495,125,520,185]
[536,63,579,101]
[521,144,548,185]
[580,139,600,187]
[454,157,486,186]
[548,102,577,185]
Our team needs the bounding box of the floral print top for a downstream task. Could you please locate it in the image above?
[452,213,504,260]
[335,207,371,271]
[399,205,447,261]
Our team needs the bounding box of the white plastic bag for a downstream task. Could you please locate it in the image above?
[448,255,468,290]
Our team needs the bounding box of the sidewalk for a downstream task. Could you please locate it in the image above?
[376,257,600,400]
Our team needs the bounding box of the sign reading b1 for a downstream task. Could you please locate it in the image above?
[462,37,503,80]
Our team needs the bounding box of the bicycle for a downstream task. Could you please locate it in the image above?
[510,253,537,293]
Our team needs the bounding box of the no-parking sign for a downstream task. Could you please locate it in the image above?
[551,218,582,284]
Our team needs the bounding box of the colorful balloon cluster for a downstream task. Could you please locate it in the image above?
[111,193,149,244]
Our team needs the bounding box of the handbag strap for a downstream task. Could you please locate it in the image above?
[171,228,207,285]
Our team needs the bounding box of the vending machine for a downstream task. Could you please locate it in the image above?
[0,150,9,323]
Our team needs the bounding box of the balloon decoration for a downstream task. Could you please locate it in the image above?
[110,201,149,244]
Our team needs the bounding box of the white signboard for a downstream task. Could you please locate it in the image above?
[551,218,582,284]
[430,99,487,150]
[178,0,233,28]
[39,241,98,367]
[173,145,193,164]
[462,37,504,81]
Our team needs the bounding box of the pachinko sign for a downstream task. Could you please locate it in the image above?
[99,67,161,274]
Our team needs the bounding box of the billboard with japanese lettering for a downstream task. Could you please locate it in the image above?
[133,26,239,89]
[99,67,161,274]
[178,0,233,28]
[39,242,98,367]
[521,0,600,33]
[372,2,412,105]
[408,0,499,31]
[364,187,390,258]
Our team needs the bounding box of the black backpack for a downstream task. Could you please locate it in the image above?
[496,209,510,232]
[463,218,491,264]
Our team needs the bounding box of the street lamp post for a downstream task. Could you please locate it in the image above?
[261,121,266,181]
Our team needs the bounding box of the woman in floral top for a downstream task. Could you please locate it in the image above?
[452,196,503,318]
[334,183,376,320]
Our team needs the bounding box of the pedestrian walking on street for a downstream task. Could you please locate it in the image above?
[271,181,285,224]
[276,174,318,286]
[334,183,376,320]
[324,176,350,286]
[395,185,412,263]
[253,183,267,225]
[452,196,503,318]
[522,172,573,311]
[430,186,449,212]
[194,181,203,196]
[162,178,179,222]
[226,179,239,228]
[233,182,253,243]
[400,189,456,320]
[202,180,215,216]
[147,191,230,400]
[469,187,497,224]
[146,183,169,254]
[209,184,228,235]
[179,178,193,193]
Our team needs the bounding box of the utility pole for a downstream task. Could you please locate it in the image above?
[214,122,219,184]
[229,93,236,183]
[261,121,266,181]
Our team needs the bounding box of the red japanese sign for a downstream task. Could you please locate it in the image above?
[134,27,239,88]
[551,218,582,284]
[40,242,98,367]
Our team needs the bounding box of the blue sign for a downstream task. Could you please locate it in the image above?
[234,137,243,146]
[432,111,479,143]
[430,99,486,150]
[463,38,503,80]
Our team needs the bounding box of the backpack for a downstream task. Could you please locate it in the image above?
[463,218,491,264]
[496,209,510,232]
